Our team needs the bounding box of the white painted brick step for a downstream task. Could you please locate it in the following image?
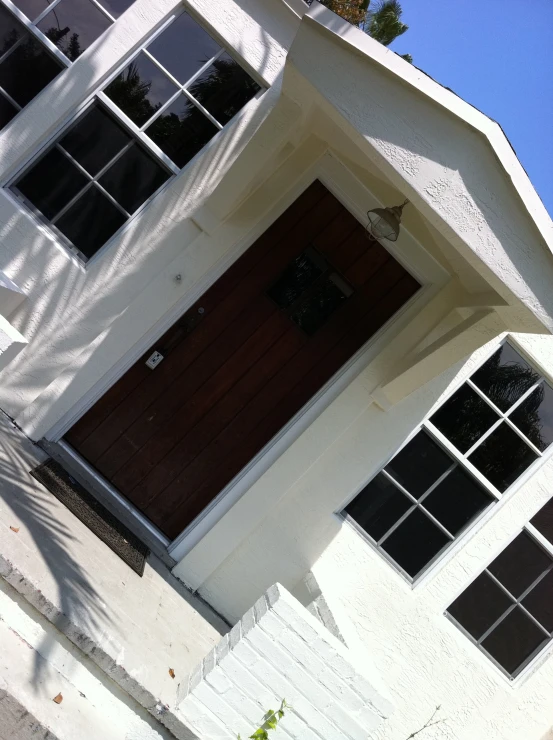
[0,578,174,740]
[176,584,395,740]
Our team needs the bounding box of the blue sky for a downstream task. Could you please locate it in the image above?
[389,0,553,217]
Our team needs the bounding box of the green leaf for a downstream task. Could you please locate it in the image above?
[249,729,268,740]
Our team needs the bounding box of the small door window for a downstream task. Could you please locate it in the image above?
[266,246,354,335]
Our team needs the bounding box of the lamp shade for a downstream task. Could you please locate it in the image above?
[366,200,408,242]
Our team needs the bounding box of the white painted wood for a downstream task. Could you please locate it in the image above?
[375,309,506,406]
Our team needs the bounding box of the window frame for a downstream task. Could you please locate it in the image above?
[0,0,133,107]
[3,5,265,264]
[338,337,553,587]
[0,0,71,123]
[445,524,553,682]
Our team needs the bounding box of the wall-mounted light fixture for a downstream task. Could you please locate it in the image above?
[366,199,409,242]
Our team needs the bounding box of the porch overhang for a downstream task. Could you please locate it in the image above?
[246,0,552,407]
[291,7,551,310]
[194,1,553,411]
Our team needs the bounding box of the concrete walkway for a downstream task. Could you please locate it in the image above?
[0,412,228,738]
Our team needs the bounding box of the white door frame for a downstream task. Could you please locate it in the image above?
[44,151,449,562]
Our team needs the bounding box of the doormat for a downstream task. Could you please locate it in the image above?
[31,459,149,576]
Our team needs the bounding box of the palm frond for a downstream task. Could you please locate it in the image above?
[365,0,408,46]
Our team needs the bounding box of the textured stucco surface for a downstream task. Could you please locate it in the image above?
[286,10,553,332]
[0,411,227,738]
[0,0,295,427]
[0,2,552,738]
[0,578,172,740]
[177,584,392,740]
[196,332,553,740]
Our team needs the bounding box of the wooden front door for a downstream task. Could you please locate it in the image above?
[64,181,420,539]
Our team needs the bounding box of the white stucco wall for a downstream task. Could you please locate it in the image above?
[177,584,392,739]
[0,0,298,427]
[1,1,553,738]
[193,331,553,740]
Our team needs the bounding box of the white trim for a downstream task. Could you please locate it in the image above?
[444,526,553,684]
[0,0,71,67]
[32,0,64,24]
[169,287,426,561]
[3,5,265,264]
[42,152,447,565]
[97,92,181,175]
[56,440,170,548]
[439,516,553,687]
[338,336,553,590]
[168,161,448,565]
[304,2,553,256]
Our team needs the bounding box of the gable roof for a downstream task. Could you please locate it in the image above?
[300,2,552,254]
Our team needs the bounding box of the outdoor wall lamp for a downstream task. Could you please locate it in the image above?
[366,199,409,242]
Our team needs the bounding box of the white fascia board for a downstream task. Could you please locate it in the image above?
[284,3,553,334]
[303,2,553,254]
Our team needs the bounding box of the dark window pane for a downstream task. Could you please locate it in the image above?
[482,607,548,676]
[290,274,353,335]
[37,0,111,61]
[531,499,553,545]
[0,91,18,129]
[488,532,552,598]
[471,344,539,412]
[509,382,553,452]
[60,105,131,175]
[8,0,45,21]
[381,509,450,577]
[146,95,217,168]
[447,572,514,640]
[99,0,136,18]
[189,52,260,125]
[13,147,88,220]
[55,186,126,259]
[0,4,24,53]
[104,52,178,127]
[430,384,500,453]
[522,570,553,633]
[344,473,412,542]
[423,467,493,536]
[0,34,63,106]
[468,422,537,492]
[147,12,221,85]
[99,143,169,214]
[267,249,325,309]
[385,430,452,499]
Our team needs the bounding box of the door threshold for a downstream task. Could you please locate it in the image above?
[40,439,175,568]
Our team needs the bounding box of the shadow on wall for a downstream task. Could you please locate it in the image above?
[0,10,276,424]
[306,9,551,317]
[0,414,114,691]
[197,350,474,624]
[0,10,274,687]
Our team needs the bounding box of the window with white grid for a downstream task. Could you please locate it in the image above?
[342,342,553,581]
[447,498,553,678]
[0,0,136,129]
[7,8,263,261]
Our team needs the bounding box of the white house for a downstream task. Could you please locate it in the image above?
[0,0,552,738]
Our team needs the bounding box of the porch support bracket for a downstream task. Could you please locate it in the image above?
[372,307,507,409]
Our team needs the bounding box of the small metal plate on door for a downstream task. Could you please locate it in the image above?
[145,351,164,370]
